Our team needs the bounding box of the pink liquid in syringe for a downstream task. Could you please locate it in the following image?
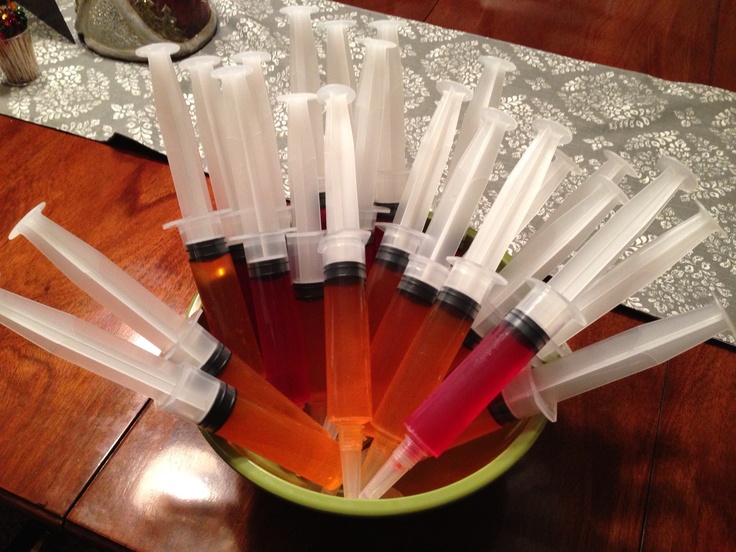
[405,318,541,457]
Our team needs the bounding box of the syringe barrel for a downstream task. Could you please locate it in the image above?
[402,280,581,456]
[0,288,227,428]
[280,5,321,93]
[505,298,735,422]
[404,311,547,457]
[136,43,214,229]
[11,203,220,367]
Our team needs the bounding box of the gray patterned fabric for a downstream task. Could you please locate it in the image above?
[2,0,734,346]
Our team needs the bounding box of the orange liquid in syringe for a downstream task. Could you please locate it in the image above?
[365,258,405,338]
[293,289,327,420]
[188,252,264,376]
[324,275,372,426]
[214,390,342,490]
[370,288,434,409]
[221,354,318,427]
[373,299,475,441]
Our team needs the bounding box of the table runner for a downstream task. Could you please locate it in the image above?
[2,0,734,346]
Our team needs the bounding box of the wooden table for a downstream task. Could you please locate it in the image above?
[1,1,734,550]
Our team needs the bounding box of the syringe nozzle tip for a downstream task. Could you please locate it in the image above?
[337,424,366,499]
[359,435,427,500]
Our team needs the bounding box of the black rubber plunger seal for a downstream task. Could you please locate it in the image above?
[487,394,518,427]
[228,242,246,263]
[186,237,229,262]
[199,383,237,433]
[200,343,232,378]
[294,282,325,301]
[436,287,480,319]
[397,276,438,307]
[324,261,366,284]
[248,257,289,279]
[462,328,483,351]
[374,245,410,272]
[504,308,550,351]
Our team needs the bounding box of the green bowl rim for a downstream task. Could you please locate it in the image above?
[203,414,546,516]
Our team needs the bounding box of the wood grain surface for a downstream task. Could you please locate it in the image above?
[0,118,195,522]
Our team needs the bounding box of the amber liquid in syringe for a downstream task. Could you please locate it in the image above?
[187,238,264,376]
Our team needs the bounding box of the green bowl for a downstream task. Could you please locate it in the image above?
[189,294,545,515]
[203,415,545,516]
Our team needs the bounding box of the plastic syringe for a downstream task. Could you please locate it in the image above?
[135,43,262,372]
[230,51,300,346]
[368,20,409,214]
[318,84,373,498]
[368,107,517,412]
[135,44,211,222]
[361,119,570,484]
[178,55,261,343]
[193,61,266,342]
[280,6,324,188]
[466,298,735,442]
[518,150,582,232]
[353,38,396,270]
[366,80,472,336]
[8,203,326,430]
[448,56,516,178]
[11,203,235,378]
[539,198,724,361]
[213,65,310,406]
[0,287,342,491]
[178,55,234,213]
[452,201,722,447]
[541,150,638,229]
[459,153,636,362]
[279,92,329,422]
[360,155,699,498]
[232,51,292,229]
[319,19,357,89]
[280,5,321,94]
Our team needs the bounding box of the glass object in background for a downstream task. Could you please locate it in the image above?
[75,0,217,61]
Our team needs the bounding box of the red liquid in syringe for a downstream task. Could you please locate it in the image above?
[405,318,539,456]
[293,285,327,421]
[248,260,310,406]
[229,243,261,348]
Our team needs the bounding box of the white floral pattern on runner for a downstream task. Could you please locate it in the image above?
[2,0,734,346]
